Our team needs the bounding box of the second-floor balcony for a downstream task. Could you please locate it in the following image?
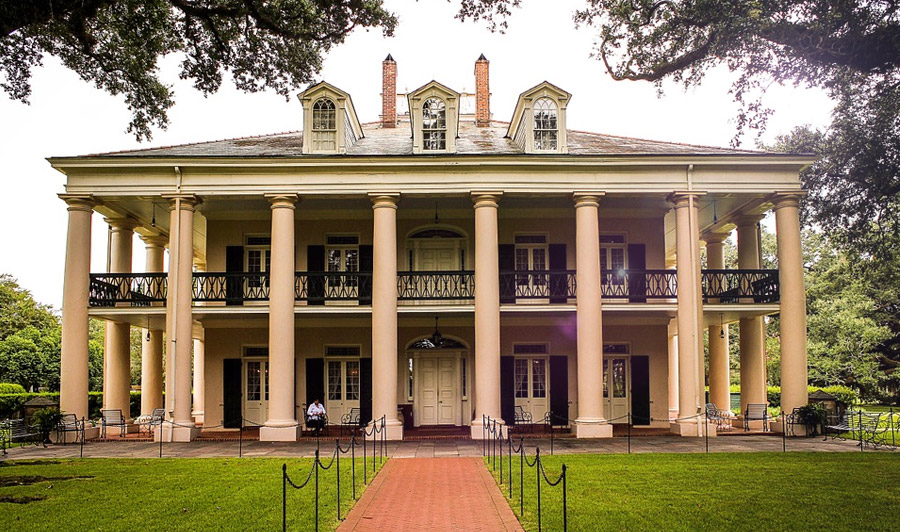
[88,269,780,308]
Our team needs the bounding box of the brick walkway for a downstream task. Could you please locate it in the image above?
[338,457,523,532]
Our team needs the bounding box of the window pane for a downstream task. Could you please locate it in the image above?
[603,359,609,398]
[613,359,627,398]
[422,98,447,151]
[532,248,546,270]
[327,249,342,272]
[345,361,360,401]
[328,361,342,401]
[514,359,528,398]
[532,359,546,398]
[344,249,359,272]
[461,357,467,397]
[264,363,269,401]
[248,250,261,273]
[247,361,261,401]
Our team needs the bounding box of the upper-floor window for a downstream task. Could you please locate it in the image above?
[422,98,447,151]
[600,234,627,285]
[312,98,337,152]
[533,98,558,151]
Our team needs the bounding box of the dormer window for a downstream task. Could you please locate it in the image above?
[408,81,460,154]
[533,98,558,151]
[298,82,363,155]
[312,98,337,152]
[422,98,447,151]
[507,81,570,154]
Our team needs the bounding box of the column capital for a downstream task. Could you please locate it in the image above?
[162,194,201,211]
[471,191,502,208]
[104,217,140,232]
[734,214,765,228]
[369,193,400,209]
[667,191,706,208]
[573,192,604,207]
[702,232,731,245]
[266,193,299,209]
[59,194,97,212]
[772,191,807,211]
[140,234,168,248]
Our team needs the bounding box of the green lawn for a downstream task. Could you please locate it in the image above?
[0,456,384,531]
[487,452,900,531]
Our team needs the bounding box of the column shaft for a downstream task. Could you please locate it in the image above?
[192,337,205,423]
[261,195,299,441]
[59,196,94,420]
[371,194,403,440]
[574,194,612,438]
[140,236,166,415]
[471,193,502,437]
[705,234,731,411]
[736,217,766,413]
[668,328,679,419]
[105,219,137,420]
[775,195,809,415]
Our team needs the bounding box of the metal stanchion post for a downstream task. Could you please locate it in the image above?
[80,417,85,458]
[363,431,367,485]
[336,439,341,521]
[519,438,524,516]
[859,410,864,452]
[536,448,542,532]
[628,413,632,454]
[239,421,243,458]
[782,414,787,452]
[508,435,513,499]
[562,464,568,532]
[282,464,287,532]
[704,411,709,454]
[159,421,164,458]
[351,436,357,500]
[314,449,320,532]
[891,407,895,448]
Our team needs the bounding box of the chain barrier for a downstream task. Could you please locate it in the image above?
[483,415,568,532]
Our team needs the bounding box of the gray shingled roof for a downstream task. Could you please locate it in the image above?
[91,121,760,158]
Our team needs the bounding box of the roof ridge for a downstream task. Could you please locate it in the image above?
[90,130,303,156]
[567,128,762,153]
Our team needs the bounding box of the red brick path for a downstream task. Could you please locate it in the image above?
[338,457,523,531]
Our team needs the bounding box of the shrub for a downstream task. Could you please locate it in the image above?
[0,383,26,394]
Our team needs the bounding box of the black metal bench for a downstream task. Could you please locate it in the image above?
[1,419,43,454]
[340,407,362,437]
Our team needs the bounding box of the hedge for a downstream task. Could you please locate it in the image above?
[0,392,145,420]
[0,383,26,394]
[723,385,859,408]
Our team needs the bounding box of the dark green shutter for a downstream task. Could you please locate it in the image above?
[627,243,646,303]
[225,246,243,306]
[631,355,651,425]
[549,244,567,303]
[307,245,325,305]
[500,356,515,424]
[499,244,516,304]
[305,358,325,412]
[549,356,569,425]
[358,244,373,305]
[223,359,242,428]
[359,358,372,425]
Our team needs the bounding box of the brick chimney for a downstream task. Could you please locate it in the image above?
[475,54,490,127]
[382,54,397,128]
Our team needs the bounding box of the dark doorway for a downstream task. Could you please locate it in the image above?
[223,359,242,428]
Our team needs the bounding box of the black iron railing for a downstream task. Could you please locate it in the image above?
[701,269,780,303]
[602,269,677,299]
[89,273,167,306]
[193,272,270,302]
[499,270,575,300]
[397,270,475,300]
[295,272,372,303]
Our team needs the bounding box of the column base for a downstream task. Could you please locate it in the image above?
[375,419,404,441]
[260,423,300,442]
[732,417,768,431]
[470,419,506,440]
[52,426,100,444]
[574,419,613,439]
[192,410,205,426]
[157,422,200,442]
[670,421,704,437]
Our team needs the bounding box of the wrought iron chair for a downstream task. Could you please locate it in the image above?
[340,407,362,437]
[56,414,84,445]
[705,403,732,430]
[513,406,533,433]
[100,409,127,438]
[743,403,770,432]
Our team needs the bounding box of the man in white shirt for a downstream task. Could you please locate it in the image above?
[306,399,326,435]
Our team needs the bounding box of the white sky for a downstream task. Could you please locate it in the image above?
[0,0,833,309]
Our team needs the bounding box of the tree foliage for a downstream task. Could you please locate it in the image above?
[1,0,397,140]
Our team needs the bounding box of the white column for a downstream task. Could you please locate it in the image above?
[59,195,95,421]
[671,193,704,436]
[667,322,679,419]
[140,235,166,416]
[471,192,503,438]
[774,194,809,418]
[573,193,612,438]
[736,215,767,421]
[192,259,206,425]
[261,194,300,441]
[704,232,731,411]
[162,195,200,442]
[370,194,403,440]
[104,218,138,422]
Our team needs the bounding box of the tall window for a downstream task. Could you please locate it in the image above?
[533,98,558,151]
[245,235,271,289]
[326,234,359,295]
[312,98,337,151]
[422,98,447,150]
[600,234,627,286]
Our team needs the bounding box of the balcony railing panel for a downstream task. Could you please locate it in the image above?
[397,271,475,300]
[499,270,575,301]
[193,272,269,302]
[89,273,167,307]
[701,269,779,303]
[602,270,678,299]
[295,272,372,303]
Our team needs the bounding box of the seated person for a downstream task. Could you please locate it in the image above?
[307,399,326,435]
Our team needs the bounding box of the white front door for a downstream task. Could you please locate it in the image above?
[416,241,459,271]
[417,356,458,425]
[244,359,268,425]
[326,359,361,422]
[603,357,630,421]
[514,357,549,421]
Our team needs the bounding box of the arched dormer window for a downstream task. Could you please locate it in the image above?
[312,98,337,152]
[422,98,447,151]
[533,98,558,151]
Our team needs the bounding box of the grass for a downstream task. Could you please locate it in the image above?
[0,455,385,531]
[486,452,900,531]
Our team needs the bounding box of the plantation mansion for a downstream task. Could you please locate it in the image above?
[53,55,812,441]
